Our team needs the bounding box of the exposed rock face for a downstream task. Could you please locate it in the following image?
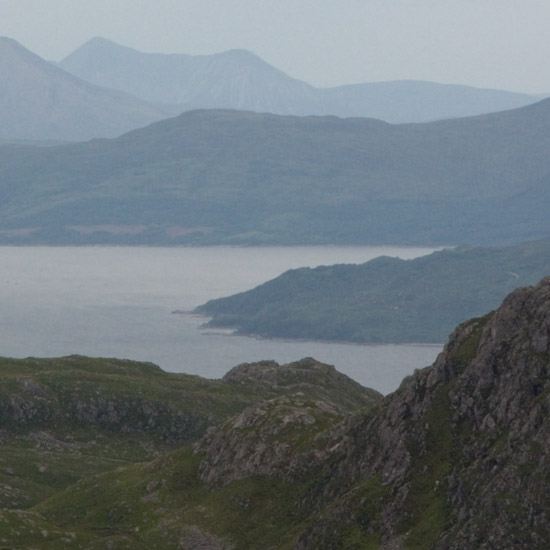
[173,280,550,548]
[196,395,342,487]
[2,377,203,442]
[223,357,346,387]
[3,281,550,548]
[296,277,550,549]
[222,357,381,412]
[196,358,380,488]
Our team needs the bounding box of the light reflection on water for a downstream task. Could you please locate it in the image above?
[0,246,443,394]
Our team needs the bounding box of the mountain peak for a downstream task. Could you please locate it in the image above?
[0,36,167,141]
[0,36,23,47]
[0,36,43,61]
[302,276,550,547]
[67,35,139,57]
[59,37,540,121]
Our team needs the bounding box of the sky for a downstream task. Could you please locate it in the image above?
[1,0,549,94]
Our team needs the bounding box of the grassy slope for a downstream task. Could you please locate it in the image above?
[1,100,550,244]
[0,355,379,514]
[0,356,380,549]
[196,238,550,343]
[1,405,365,549]
[0,317,501,549]
[2,285,550,549]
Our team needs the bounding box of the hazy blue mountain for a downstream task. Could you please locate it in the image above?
[196,238,550,343]
[317,79,544,122]
[60,37,541,122]
[1,100,550,245]
[0,37,170,141]
[59,37,322,115]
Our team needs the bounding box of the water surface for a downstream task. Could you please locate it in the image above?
[0,246,443,394]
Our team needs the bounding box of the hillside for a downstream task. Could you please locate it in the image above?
[195,238,550,343]
[60,37,540,123]
[1,101,550,245]
[60,37,321,115]
[0,37,170,141]
[0,355,378,511]
[2,279,550,548]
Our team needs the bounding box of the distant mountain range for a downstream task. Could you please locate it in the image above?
[195,238,550,343]
[60,37,542,123]
[59,38,321,117]
[1,99,550,245]
[0,35,545,142]
[0,37,170,142]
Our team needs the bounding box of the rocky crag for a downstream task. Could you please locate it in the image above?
[0,355,378,513]
[1,279,550,548]
[296,277,550,548]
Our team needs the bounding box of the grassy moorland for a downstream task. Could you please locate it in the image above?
[0,355,379,510]
[2,279,550,547]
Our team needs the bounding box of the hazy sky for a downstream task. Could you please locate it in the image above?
[1,0,549,93]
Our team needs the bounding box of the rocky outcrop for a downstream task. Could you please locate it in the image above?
[195,395,343,487]
[3,280,550,548]
[195,358,380,488]
[222,357,381,412]
[222,358,337,385]
[0,374,204,442]
[297,277,550,549]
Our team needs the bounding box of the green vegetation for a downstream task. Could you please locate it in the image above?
[23,447,312,549]
[0,355,379,512]
[1,277,550,548]
[1,100,550,244]
[400,386,455,549]
[0,354,380,549]
[197,238,550,343]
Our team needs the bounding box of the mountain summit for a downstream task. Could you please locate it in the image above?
[1,101,550,245]
[0,37,168,141]
[60,37,320,114]
[60,37,541,122]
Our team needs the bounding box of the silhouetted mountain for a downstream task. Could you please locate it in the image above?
[1,100,550,245]
[0,37,170,141]
[60,37,541,122]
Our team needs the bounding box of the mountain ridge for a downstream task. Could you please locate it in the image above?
[0,36,170,141]
[60,36,542,123]
[1,101,550,245]
[2,278,550,547]
[60,36,321,115]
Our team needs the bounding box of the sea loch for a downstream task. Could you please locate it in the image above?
[0,246,442,394]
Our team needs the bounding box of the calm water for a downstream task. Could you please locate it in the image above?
[0,246,443,394]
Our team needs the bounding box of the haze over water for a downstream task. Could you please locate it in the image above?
[0,246,443,394]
